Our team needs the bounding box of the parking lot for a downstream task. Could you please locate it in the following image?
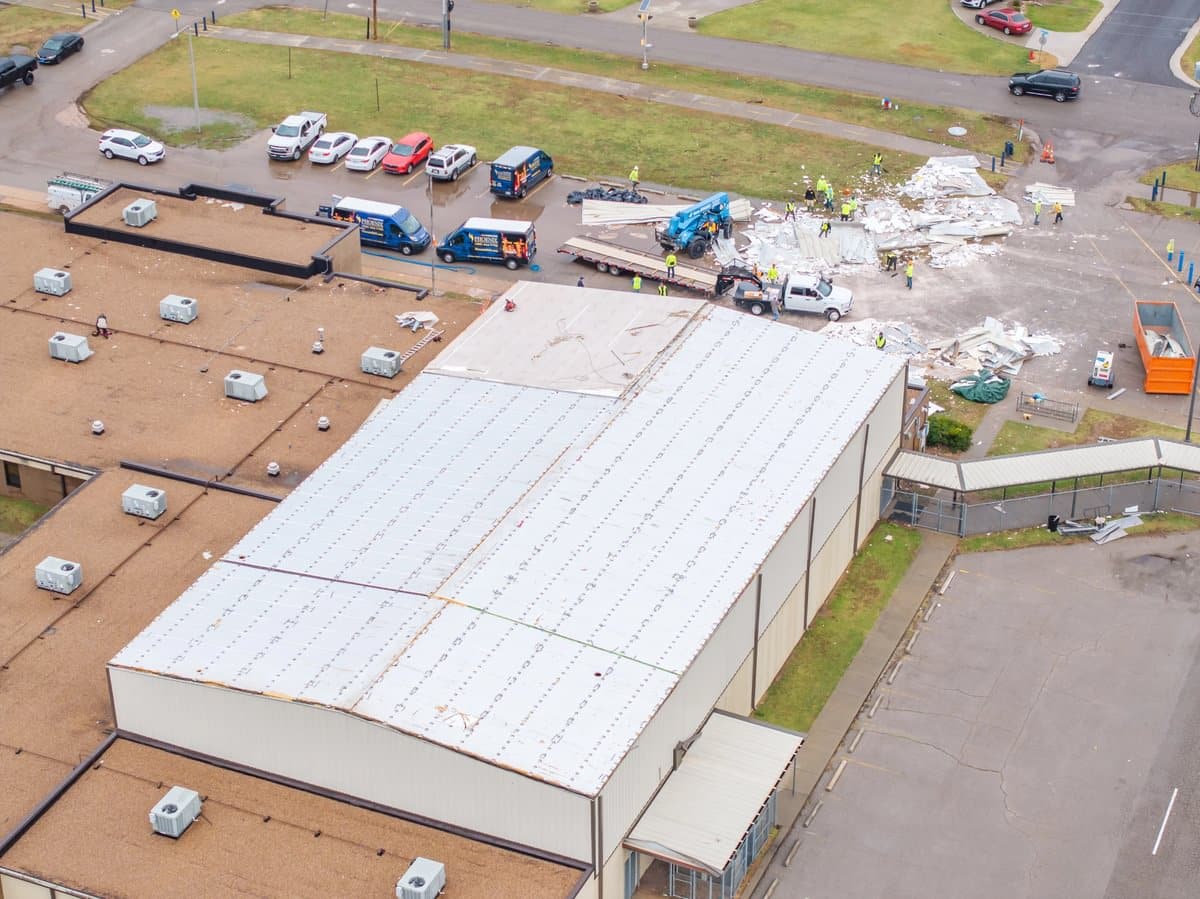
[786,534,1200,898]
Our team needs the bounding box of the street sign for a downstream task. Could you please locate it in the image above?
[171,8,181,19]
[638,0,651,11]
[1039,29,1048,47]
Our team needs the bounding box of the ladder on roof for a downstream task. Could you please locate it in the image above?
[396,329,444,367]
[50,172,109,192]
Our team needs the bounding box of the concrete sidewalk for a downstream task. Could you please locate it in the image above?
[210,26,958,158]
[747,529,959,899]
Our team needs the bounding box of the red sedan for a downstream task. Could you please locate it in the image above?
[976,8,1032,35]
[382,132,434,175]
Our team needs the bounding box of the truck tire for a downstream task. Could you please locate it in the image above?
[749,302,765,316]
[595,262,609,273]
[400,245,413,256]
[825,308,842,322]
[22,71,34,86]
[505,257,520,270]
[609,266,623,277]
[292,146,301,161]
[686,237,706,259]
[441,251,456,263]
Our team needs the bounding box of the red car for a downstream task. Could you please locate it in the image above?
[382,132,434,175]
[976,8,1033,35]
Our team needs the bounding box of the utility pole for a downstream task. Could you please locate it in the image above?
[428,172,437,296]
[372,0,378,39]
[442,0,452,50]
[638,0,652,71]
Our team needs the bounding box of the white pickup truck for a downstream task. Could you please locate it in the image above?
[267,111,327,161]
[730,271,853,321]
[47,172,110,215]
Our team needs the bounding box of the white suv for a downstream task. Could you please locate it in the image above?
[98,129,166,166]
[426,143,477,181]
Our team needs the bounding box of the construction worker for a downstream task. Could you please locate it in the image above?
[665,252,677,278]
[766,263,779,283]
[577,276,585,287]
[905,259,914,290]
[632,274,642,292]
[784,200,796,222]
[815,176,828,196]
[657,282,668,297]
[819,220,832,238]
[875,331,887,350]
[1168,238,1176,260]
[885,250,898,272]
[1033,199,1042,226]
[824,186,835,211]
[629,165,640,191]
[872,152,883,175]
[93,312,112,339]
[1052,201,1063,225]
[849,196,859,217]
[804,186,816,210]
[770,295,780,321]
[840,201,851,222]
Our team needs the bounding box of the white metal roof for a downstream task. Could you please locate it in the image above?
[624,712,803,875]
[112,288,902,796]
[885,438,1188,492]
[335,197,407,217]
[459,217,535,232]
[884,451,963,490]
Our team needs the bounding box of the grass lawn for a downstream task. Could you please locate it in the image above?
[927,378,990,431]
[82,38,926,197]
[1126,196,1200,223]
[0,495,48,535]
[0,5,85,54]
[697,0,1031,76]
[959,510,1200,552]
[1184,25,1200,86]
[753,523,923,733]
[989,407,1186,457]
[221,8,1028,164]
[1025,0,1103,33]
[1137,161,1200,193]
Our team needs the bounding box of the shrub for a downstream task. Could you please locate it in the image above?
[927,414,973,452]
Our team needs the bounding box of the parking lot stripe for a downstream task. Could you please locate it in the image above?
[364,167,381,180]
[1151,787,1178,855]
[400,170,423,188]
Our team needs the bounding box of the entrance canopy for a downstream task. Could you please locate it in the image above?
[625,711,803,876]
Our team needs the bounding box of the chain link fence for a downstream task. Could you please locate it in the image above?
[882,476,1200,537]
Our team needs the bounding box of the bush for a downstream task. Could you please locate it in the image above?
[927,414,973,452]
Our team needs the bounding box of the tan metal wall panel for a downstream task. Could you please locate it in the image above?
[108,668,592,861]
[807,505,857,626]
[0,874,54,899]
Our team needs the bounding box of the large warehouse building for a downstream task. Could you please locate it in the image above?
[101,281,907,898]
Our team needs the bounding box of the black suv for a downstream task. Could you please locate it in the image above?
[1009,69,1081,102]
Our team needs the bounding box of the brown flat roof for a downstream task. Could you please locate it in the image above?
[0,211,557,892]
[69,187,337,266]
[0,739,584,899]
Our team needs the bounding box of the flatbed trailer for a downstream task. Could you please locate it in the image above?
[558,236,718,294]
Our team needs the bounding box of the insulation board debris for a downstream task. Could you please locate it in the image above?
[901,157,993,199]
[1025,182,1076,207]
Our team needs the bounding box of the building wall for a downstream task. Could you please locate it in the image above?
[108,668,593,861]
[0,460,85,508]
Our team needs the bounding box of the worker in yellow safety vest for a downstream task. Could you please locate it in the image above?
[784,201,796,222]
[840,202,852,222]
[875,332,886,350]
[629,165,640,190]
[872,152,883,175]
[665,252,677,277]
[632,274,642,292]
[658,282,668,297]
[766,263,779,283]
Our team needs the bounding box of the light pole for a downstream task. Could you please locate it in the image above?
[1188,89,1200,441]
[187,31,200,133]
[638,0,652,70]
[428,171,437,297]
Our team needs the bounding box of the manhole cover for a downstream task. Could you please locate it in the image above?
[947,126,968,137]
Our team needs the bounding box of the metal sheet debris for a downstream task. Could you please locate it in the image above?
[1025,182,1076,207]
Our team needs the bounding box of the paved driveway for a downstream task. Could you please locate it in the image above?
[779,534,1200,898]
[1073,0,1198,86]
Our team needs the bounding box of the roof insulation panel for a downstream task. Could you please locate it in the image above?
[112,287,903,796]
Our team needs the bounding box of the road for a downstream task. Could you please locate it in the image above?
[1074,0,1198,86]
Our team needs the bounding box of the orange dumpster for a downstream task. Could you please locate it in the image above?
[1134,300,1195,394]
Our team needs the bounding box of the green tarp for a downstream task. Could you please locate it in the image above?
[951,369,1011,404]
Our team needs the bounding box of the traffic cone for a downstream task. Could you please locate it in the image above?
[1040,141,1055,164]
[1028,50,1036,62]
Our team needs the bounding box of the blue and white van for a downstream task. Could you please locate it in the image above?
[489,146,554,199]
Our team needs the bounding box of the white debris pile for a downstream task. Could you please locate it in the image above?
[1144,328,1187,357]
[395,311,439,332]
[734,217,874,276]
[1025,182,1075,207]
[901,156,992,199]
[926,316,1063,376]
[820,317,927,356]
[928,241,1002,269]
[863,195,1019,251]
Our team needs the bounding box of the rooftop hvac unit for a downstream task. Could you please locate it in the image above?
[48,332,93,363]
[160,294,198,324]
[362,346,401,379]
[34,268,72,296]
[123,198,158,228]
[149,786,202,839]
[224,370,268,402]
[396,858,446,899]
[35,556,83,595]
[122,484,168,520]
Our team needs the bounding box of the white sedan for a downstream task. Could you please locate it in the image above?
[98,129,166,166]
[308,131,357,165]
[344,136,391,172]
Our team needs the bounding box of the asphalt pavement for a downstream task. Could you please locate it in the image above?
[1074,0,1199,86]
